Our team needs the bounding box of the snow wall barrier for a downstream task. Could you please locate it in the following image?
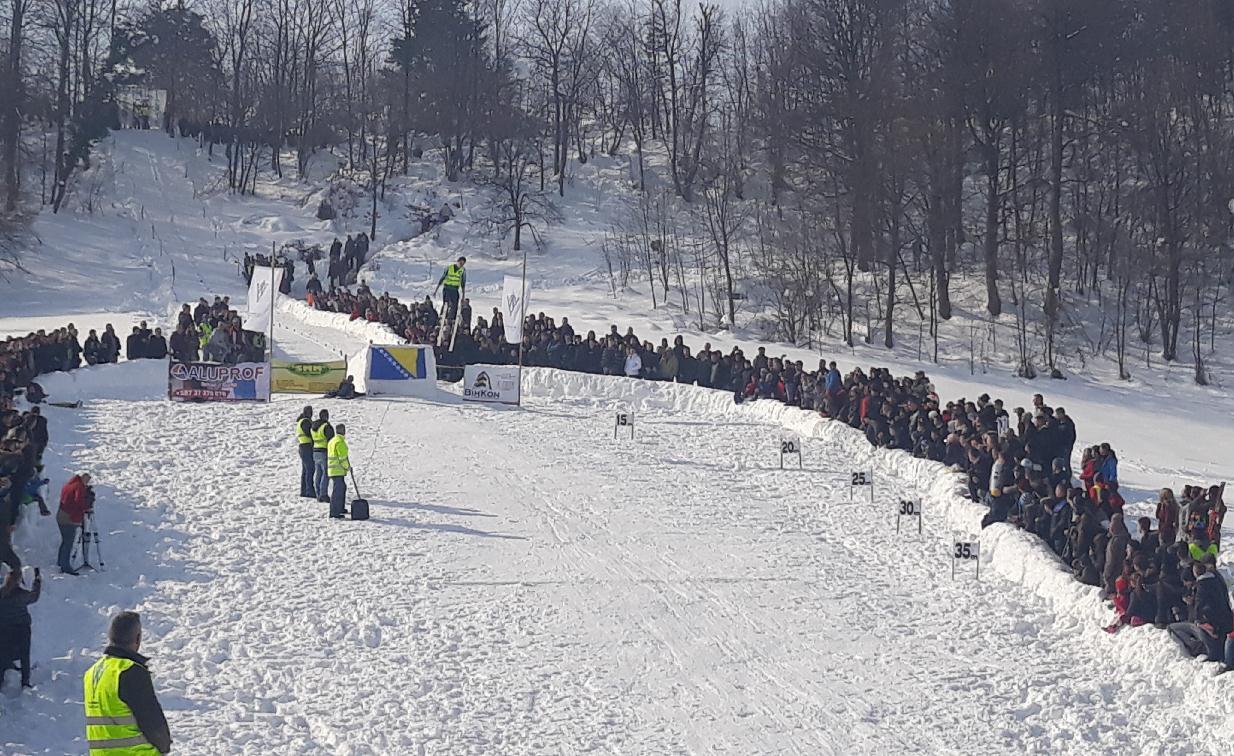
[35,360,169,403]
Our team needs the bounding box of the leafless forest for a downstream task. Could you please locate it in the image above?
[3,0,1233,381]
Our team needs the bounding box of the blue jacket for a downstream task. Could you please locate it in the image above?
[825,369,842,392]
[1099,455,1118,483]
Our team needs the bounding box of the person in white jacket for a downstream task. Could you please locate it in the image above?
[623,345,643,378]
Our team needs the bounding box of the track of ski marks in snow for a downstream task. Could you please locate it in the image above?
[8,380,1231,754]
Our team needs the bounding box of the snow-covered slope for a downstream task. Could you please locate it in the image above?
[4,364,1231,754]
[2,132,1233,754]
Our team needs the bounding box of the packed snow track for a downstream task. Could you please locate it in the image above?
[5,370,1231,755]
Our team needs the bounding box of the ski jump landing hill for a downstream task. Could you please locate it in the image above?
[5,300,1233,754]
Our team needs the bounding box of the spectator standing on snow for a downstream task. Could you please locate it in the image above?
[296,406,315,498]
[1098,443,1118,483]
[0,567,40,690]
[100,325,121,364]
[84,611,172,755]
[56,473,93,575]
[148,329,168,359]
[623,345,642,378]
[1157,489,1181,546]
[1103,514,1131,596]
[327,423,350,519]
[311,410,334,503]
[83,330,102,365]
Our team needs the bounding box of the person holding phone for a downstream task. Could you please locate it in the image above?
[0,567,41,690]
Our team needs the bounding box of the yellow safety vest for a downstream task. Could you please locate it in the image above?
[311,423,330,450]
[83,656,159,755]
[327,435,350,477]
[296,418,312,445]
[443,264,463,288]
[1189,542,1218,562]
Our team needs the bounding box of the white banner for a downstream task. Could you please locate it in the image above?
[246,265,284,334]
[168,361,271,403]
[502,275,528,343]
[462,364,520,405]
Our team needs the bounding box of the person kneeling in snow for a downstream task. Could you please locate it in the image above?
[326,376,363,400]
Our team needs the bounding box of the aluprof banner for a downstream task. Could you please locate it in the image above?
[271,359,347,394]
[462,364,520,405]
[168,361,272,402]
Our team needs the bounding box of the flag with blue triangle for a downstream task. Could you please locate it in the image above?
[369,346,427,381]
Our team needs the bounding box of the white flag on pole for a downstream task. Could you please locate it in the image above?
[502,275,528,343]
[246,265,283,334]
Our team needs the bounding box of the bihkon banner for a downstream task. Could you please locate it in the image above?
[462,364,520,405]
[168,361,271,402]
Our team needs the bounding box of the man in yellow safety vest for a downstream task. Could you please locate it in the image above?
[327,423,350,519]
[296,405,314,498]
[311,409,334,503]
[433,256,467,319]
[83,611,171,754]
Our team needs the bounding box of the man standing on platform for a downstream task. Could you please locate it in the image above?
[434,256,467,320]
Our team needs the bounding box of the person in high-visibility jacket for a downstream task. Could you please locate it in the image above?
[83,611,171,754]
[327,424,350,519]
[311,409,334,503]
[296,405,314,498]
[433,256,467,319]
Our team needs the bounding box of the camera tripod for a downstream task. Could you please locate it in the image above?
[76,510,105,571]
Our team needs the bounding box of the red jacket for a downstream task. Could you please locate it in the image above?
[59,475,91,524]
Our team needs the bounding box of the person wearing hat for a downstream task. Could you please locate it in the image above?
[56,473,93,575]
[83,611,172,754]
[327,423,350,519]
[311,410,334,503]
[295,406,314,498]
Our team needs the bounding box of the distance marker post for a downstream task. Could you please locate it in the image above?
[779,438,802,470]
[849,470,874,503]
[950,534,980,580]
[614,411,634,439]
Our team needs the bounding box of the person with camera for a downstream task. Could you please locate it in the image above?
[57,472,94,576]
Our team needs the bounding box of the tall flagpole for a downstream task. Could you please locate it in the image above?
[268,245,276,404]
[269,243,276,359]
[516,244,528,407]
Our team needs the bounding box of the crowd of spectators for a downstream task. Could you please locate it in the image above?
[170,297,267,364]
[124,322,168,361]
[304,280,1232,669]
[0,329,60,690]
[243,252,295,295]
[301,233,371,297]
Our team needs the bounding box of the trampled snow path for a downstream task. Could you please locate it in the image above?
[4,371,1231,754]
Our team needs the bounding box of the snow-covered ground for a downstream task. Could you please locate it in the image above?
[5,364,1232,754]
[2,132,1233,754]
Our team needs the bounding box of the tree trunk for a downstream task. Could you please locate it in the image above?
[983,144,1002,316]
[2,0,27,212]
